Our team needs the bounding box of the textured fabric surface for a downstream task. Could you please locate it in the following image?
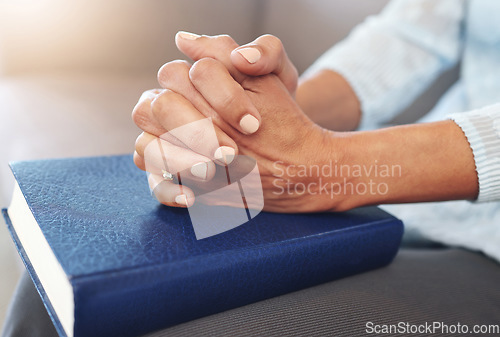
[304,0,500,263]
[303,0,465,129]
[3,248,500,337]
[304,0,500,202]
[449,104,500,202]
[146,248,500,337]
[1,272,59,337]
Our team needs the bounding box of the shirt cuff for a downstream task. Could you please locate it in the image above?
[447,104,500,202]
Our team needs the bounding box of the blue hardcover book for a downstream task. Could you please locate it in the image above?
[3,155,403,337]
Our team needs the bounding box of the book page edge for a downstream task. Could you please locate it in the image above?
[8,182,74,337]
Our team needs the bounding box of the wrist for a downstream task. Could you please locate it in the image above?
[306,129,366,212]
[336,131,397,209]
[320,132,382,211]
[329,121,479,210]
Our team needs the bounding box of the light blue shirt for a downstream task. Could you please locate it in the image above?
[305,0,500,261]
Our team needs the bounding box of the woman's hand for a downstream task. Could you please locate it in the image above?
[175,32,298,96]
[134,33,298,140]
[132,33,479,212]
[133,34,346,212]
[136,57,343,212]
[132,33,311,210]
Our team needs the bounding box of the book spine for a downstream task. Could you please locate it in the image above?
[71,219,402,337]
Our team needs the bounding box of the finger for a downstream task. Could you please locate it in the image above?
[230,34,298,95]
[151,89,238,165]
[133,151,146,171]
[132,89,204,150]
[135,132,216,181]
[175,31,245,82]
[158,60,249,155]
[132,89,167,136]
[190,58,261,135]
[132,86,212,149]
[148,173,194,207]
[175,32,265,131]
[175,32,297,95]
[159,60,259,135]
[157,60,229,127]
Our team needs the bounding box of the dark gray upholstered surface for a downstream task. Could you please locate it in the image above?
[3,248,500,337]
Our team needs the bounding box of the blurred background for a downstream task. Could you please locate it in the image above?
[0,0,458,329]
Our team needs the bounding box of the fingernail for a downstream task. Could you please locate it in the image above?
[214,146,235,165]
[175,194,188,206]
[239,114,260,134]
[177,31,201,41]
[191,162,208,180]
[237,48,261,64]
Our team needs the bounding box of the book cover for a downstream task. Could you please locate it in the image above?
[3,155,403,337]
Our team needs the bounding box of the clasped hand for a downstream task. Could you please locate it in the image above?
[133,32,352,212]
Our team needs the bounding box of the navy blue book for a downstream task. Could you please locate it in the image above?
[3,155,403,337]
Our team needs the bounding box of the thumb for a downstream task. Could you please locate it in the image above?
[230,35,298,95]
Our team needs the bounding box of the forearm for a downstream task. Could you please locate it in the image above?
[332,120,478,210]
[297,69,361,132]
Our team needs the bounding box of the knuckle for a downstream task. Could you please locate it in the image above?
[189,58,216,82]
[157,60,191,86]
[289,66,299,83]
[134,133,148,155]
[132,99,152,129]
[185,126,210,150]
[215,34,236,47]
[262,34,284,53]
[150,89,177,120]
[133,152,146,171]
[215,88,240,109]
